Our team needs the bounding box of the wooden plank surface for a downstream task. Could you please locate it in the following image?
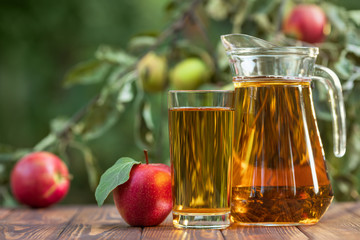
[0,206,78,240]
[141,214,224,240]
[222,224,308,240]
[0,206,78,225]
[0,203,359,240]
[0,209,11,220]
[57,205,141,240]
[298,203,360,240]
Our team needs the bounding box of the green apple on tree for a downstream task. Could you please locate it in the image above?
[170,58,210,90]
[137,51,168,93]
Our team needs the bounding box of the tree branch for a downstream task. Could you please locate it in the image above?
[56,0,204,140]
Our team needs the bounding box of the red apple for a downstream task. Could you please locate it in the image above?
[10,151,70,208]
[112,151,172,226]
[283,4,328,44]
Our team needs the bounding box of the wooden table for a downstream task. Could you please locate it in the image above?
[0,202,360,240]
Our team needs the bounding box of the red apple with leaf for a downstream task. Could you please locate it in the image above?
[10,151,70,208]
[283,4,328,44]
[95,150,172,226]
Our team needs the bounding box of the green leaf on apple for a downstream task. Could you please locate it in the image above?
[95,157,140,206]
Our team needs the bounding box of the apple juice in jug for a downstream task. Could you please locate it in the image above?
[221,34,346,226]
[231,76,333,225]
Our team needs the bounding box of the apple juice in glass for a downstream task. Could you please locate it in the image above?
[168,90,234,229]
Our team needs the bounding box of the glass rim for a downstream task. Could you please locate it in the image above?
[220,34,319,57]
[225,47,319,57]
[168,90,234,94]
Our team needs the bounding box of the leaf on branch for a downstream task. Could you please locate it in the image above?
[127,36,157,54]
[33,117,70,152]
[63,59,112,87]
[75,98,120,141]
[95,45,137,65]
[322,3,348,34]
[117,81,135,113]
[347,80,360,112]
[34,134,57,152]
[114,70,137,111]
[134,99,155,149]
[251,0,280,14]
[95,157,140,206]
[74,70,137,141]
[231,0,255,33]
[70,141,100,191]
[349,10,360,26]
[142,102,155,131]
[0,144,31,163]
[334,51,355,79]
[252,13,274,33]
[50,117,70,134]
[97,67,127,104]
[0,186,17,207]
[0,150,31,163]
[346,124,360,172]
[347,44,360,57]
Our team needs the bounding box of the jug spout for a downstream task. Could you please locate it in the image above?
[221,34,278,51]
[220,34,319,78]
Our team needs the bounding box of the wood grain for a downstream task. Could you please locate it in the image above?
[0,225,62,240]
[222,225,308,240]
[0,209,11,220]
[298,203,360,240]
[0,206,78,240]
[142,214,224,240]
[343,201,360,216]
[0,206,78,225]
[143,227,224,240]
[57,205,141,240]
[0,203,359,240]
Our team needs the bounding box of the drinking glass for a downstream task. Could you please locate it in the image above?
[168,90,234,229]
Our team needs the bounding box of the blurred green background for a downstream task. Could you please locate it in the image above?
[0,0,170,204]
[0,0,172,202]
[1,0,360,205]
[0,0,168,152]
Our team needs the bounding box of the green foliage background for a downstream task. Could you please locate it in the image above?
[0,0,360,205]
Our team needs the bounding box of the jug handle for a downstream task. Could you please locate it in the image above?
[313,65,346,157]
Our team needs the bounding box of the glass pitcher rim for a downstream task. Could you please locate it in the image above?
[168,90,234,94]
[221,34,319,56]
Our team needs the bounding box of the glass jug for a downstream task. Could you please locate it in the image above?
[221,34,346,226]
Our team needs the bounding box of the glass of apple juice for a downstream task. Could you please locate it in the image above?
[168,90,234,229]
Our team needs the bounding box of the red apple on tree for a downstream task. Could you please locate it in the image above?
[10,151,70,208]
[95,150,172,227]
[282,4,329,44]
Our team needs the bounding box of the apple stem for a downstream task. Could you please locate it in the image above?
[144,149,149,165]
